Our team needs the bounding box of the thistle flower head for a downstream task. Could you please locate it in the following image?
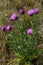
[27,28,34,35]
[9,13,18,21]
[27,9,34,16]
[1,26,6,31]
[6,25,12,31]
[19,8,25,14]
[33,8,39,14]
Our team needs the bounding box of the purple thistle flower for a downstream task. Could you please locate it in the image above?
[9,13,18,21]
[19,8,25,14]
[6,25,12,31]
[27,28,34,35]
[33,8,39,14]
[1,26,6,31]
[27,9,34,16]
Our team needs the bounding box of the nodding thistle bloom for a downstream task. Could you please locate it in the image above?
[1,26,6,31]
[33,8,39,14]
[27,28,34,35]
[19,8,25,14]
[9,13,18,21]
[27,9,34,16]
[6,25,12,31]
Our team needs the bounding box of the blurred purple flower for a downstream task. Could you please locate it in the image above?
[19,8,25,14]
[33,8,39,14]
[6,25,12,31]
[27,28,34,35]
[1,26,6,31]
[27,9,34,16]
[9,13,18,21]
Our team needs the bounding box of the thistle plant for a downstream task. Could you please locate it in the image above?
[1,5,43,65]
